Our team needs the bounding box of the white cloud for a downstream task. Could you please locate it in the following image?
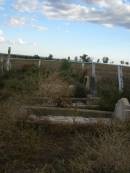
[12,0,130,29]
[41,0,130,29]
[9,17,26,27]
[17,38,27,45]
[32,42,37,47]
[102,23,113,28]
[14,0,39,12]
[32,24,48,31]
[9,38,27,45]
[0,29,32,46]
[0,35,6,43]
[0,29,3,35]
[0,29,6,44]
[42,2,89,21]
[0,0,4,5]
[13,38,38,47]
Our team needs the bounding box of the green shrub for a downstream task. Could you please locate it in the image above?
[74,83,87,98]
[97,78,121,111]
[60,59,71,72]
[0,65,39,94]
[59,60,72,82]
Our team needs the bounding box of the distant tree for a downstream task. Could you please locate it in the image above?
[48,54,53,60]
[33,55,40,59]
[80,54,92,63]
[74,56,78,62]
[68,56,71,61]
[120,60,124,65]
[102,57,109,63]
[60,59,71,72]
[125,62,129,65]
[97,59,100,63]
[80,54,87,62]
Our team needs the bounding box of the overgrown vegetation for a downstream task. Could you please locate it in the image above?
[0,65,39,97]
[97,78,121,111]
[0,100,130,173]
[97,77,130,111]
[0,64,130,172]
[59,60,86,98]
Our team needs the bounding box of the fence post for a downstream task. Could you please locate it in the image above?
[82,62,84,70]
[117,65,123,92]
[38,59,41,68]
[6,47,11,71]
[91,62,96,96]
[0,57,4,73]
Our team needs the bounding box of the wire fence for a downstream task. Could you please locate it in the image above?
[0,55,130,95]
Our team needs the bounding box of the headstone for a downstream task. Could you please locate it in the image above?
[113,98,130,121]
[83,69,90,91]
[68,85,75,97]
[117,65,123,92]
[84,75,90,91]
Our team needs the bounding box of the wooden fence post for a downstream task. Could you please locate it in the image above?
[117,65,123,92]
[0,57,4,73]
[91,62,96,96]
[38,59,41,68]
[82,62,84,70]
[6,47,11,71]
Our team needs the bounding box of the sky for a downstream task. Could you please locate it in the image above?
[0,0,130,63]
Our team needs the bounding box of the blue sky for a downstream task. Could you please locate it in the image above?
[0,0,130,63]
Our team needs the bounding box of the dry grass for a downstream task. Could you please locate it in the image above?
[0,67,130,173]
[70,127,130,173]
[0,99,130,173]
[38,73,70,106]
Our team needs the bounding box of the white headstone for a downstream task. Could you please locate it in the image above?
[113,98,130,121]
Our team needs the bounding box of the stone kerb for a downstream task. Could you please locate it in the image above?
[113,98,130,121]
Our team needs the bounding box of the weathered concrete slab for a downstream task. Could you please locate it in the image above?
[86,95,100,105]
[72,104,100,110]
[25,106,112,118]
[28,99,100,110]
[27,115,112,125]
[28,96,101,105]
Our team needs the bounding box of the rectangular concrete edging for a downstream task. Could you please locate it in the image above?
[27,115,112,125]
[25,106,112,118]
